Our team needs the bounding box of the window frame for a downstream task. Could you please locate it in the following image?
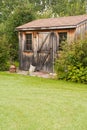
[25,33,32,51]
[58,32,67,50]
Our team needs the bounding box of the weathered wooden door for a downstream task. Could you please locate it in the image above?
[36,32,58,72]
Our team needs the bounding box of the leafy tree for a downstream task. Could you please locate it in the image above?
[50,0,68,16]
[67,0,85,16]
[5,4,35,61]
[29,0,49,11]
[0,0,86,23]
[36,7,58,19]
[0,36,10,71]
[0,0,32,23]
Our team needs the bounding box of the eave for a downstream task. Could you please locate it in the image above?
[16,25,76,31]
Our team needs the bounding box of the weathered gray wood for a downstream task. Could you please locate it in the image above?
[35,32,58,72]
[18,26,87,72]
[18,31,59,72]
[37,33,50,52]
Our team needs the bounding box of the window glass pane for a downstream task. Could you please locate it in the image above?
[58,32,67,50]
[25,34,32,50]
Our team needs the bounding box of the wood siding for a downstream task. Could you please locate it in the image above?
[18,25,86,72]
[75,21,87,40]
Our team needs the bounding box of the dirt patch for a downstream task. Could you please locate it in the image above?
[16,70,56,79]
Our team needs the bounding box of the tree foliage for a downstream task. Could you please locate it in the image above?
[3,4,35,61]
[0,0,32,23]
[0,36,10,70]
[0,0,86,23]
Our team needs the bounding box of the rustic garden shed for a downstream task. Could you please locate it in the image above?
[16,15,87,72]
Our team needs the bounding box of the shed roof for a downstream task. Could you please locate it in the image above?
[16,15,87,31]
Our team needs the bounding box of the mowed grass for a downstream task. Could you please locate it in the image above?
[0,72,87,130]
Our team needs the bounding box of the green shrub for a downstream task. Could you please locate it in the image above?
[67,65,87,83]
[55,37,87,83]
[0,36,10,71]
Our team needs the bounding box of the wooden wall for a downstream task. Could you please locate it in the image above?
[18,28,80,72]
[75,21,87,40]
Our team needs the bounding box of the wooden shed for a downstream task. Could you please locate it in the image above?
[16,15,87,72]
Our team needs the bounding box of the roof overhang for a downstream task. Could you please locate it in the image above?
[16,25,76,31]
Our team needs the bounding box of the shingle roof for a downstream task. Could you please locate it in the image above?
[16,15,87,31]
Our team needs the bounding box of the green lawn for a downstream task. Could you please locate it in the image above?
[0,72,87,130]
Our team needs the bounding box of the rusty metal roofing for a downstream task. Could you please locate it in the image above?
[16,15,87,31]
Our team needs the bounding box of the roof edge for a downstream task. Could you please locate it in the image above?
[16,25,76,31]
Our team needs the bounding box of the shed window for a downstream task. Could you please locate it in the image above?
[25,34,32,50]
[58,32,67,50]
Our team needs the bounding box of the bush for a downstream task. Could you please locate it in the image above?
[0,36,10,71]
[55,37,87,83]
[67,65,87,83]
